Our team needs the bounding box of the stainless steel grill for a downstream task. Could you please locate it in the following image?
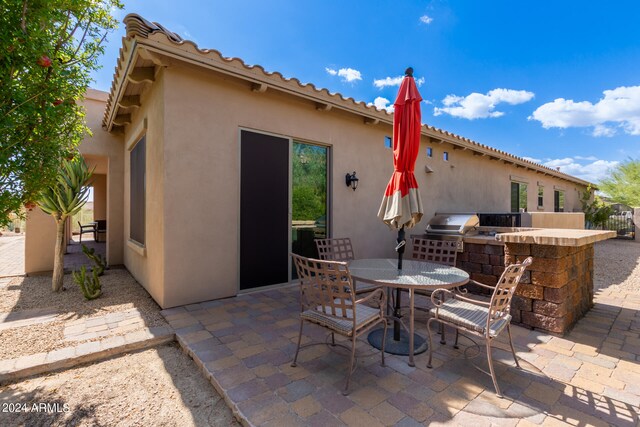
[421,213,480,251]
[425,213,480,235]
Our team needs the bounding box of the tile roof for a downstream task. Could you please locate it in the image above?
[103,13,592,187]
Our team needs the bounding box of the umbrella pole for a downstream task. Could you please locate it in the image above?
[393,226,406,341]
[397,226,405,270]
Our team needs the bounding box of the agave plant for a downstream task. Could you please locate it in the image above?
[39,156,93,292]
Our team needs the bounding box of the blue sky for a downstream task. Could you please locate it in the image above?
[92,1,640,184]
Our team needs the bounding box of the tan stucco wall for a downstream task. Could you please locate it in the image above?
[121,70,166,307]
[160,66,410,307]
[135,64,589,307]
[24,207,56,274]
[530,212,585,229]
[92,174,107,220]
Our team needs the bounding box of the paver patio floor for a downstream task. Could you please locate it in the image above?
[162,284,640,426]
[0,234,104,278]
[0,234,24,277]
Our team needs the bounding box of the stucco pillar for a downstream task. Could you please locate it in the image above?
[634,208,640,241]
[92,174,107,221]
[24,208,56,274]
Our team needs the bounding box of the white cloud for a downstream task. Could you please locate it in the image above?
[373,76,425,89]
[592,124,616,137]
[369,97,394,113]
[529,85,640,137]
[420,15,433,24]
[374,76,403,88]
[540,157,619,183]
[433,88,535,119]
[339,68,362,82]
[326,67,362,83]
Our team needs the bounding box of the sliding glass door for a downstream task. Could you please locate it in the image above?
[291,141,328,269]
[240,131,329,289]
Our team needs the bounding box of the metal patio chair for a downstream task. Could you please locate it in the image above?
[401,236,460,302]
[407,236,460,341]
[410,236,458,266]
[78,221,96,243]
[426,256,533,397]
[315,237,381,296]
[291,253,387,395]
[95,219,107,242]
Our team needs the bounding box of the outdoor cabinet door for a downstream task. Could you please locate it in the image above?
[240,130,290,290]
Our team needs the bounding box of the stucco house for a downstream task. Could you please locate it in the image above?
[25,14,593,309]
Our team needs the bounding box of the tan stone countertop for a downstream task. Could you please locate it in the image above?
[495,228,616,246]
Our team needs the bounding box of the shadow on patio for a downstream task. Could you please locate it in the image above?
[64,235,106,273]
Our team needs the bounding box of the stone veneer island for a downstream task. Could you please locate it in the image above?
[495,228,615,334]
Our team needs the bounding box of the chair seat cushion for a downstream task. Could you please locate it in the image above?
[430,299,510,337]
[302,303,381,336]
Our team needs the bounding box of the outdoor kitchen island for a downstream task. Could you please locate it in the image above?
[492,228,616,334]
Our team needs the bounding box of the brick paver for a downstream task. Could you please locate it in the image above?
[0,234,24,277]
[62,308,145,341]
[164,284,640,426]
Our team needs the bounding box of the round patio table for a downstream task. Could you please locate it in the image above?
[348,258,469,367]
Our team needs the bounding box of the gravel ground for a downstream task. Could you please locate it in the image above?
[0,269,167,359]
[594,238,640,292]
[0,344,239,427]
[1,324,66,360]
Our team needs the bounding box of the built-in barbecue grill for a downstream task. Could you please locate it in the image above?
[421,213,480,251]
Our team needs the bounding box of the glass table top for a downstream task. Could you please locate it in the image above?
[348,258,469,289]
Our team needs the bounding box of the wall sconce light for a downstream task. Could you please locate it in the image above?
[345,171,359,191]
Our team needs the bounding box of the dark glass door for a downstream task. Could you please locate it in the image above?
[240,130,289,290]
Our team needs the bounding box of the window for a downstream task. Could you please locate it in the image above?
[130,136,146,245]
[511,181,527,212]
[538,186,544,208]
[554,190,565,212]
[384,136,392,149]
[426,147,433,158]
[443,151,449,161]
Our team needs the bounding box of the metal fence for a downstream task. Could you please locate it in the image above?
[588,214,635,240]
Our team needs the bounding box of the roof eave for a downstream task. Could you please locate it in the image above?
[103,13,594,188]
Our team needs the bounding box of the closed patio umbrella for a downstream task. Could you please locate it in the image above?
[372,67,425,353]
[378,67,424,268]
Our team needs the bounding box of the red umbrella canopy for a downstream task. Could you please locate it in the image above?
[378,69,424,230]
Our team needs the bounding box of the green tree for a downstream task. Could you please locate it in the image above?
[292,143,327,221]
[580,184,613,229]
[38,156,92,292]
[599,159,640,208]
[0,0,122,227]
